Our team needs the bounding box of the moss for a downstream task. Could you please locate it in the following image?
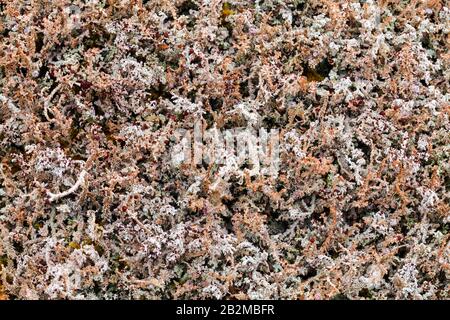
[0,255,8,267]
[68,241,81,250]
[325,173,334,187]
[331,293,349,300]
[1,0,448,300]
[222,2,235,17]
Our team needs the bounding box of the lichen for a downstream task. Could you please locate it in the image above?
[0,0,449,300]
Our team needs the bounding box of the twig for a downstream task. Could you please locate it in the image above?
[47,170,87,203]
[43,84,61,121]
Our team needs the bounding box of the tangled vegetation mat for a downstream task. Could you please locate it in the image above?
[0,0,449,300]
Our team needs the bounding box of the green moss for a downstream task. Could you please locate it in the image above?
[68,241,81,249]
[0,255,8,267]
[326,173,334,187]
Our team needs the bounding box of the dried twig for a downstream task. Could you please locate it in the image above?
[47,170,87,203]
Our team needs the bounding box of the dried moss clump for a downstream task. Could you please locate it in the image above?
[0,0,449,299]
